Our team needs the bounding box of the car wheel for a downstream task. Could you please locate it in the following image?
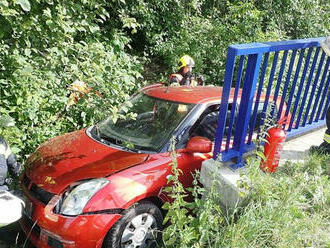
[104,201,163,248]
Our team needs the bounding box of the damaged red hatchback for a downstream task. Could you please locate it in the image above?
[20,85,268,248]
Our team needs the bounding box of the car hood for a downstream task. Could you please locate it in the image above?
[25,129,148,194]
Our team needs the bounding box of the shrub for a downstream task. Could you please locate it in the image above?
[0,0,143,157]
[0,0,328,169]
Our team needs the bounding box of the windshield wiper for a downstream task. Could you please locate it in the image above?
[100,134,144,153]
[93,126,145,153]
[99,134,121,145]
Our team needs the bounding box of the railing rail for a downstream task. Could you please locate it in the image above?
[213,37,330,168]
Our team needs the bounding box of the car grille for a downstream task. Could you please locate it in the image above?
[22,174,55,205]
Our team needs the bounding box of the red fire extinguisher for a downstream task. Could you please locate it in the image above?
[261,118,287,173]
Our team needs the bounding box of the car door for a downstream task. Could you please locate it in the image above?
[175,104,219,189]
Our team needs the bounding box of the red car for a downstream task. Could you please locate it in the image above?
[20,85,284,248]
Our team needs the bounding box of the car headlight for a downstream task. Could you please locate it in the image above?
[60,178,109,216]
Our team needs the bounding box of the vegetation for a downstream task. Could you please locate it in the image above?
[0,1,329,247]
[163,152,330,247]
[0,0,329,158]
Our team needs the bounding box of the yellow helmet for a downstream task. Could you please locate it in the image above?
[178,55,195,70]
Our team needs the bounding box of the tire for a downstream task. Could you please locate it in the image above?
[104,201,163,248]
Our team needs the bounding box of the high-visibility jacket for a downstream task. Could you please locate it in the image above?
[325,133,330,144]
[0,137,21,187]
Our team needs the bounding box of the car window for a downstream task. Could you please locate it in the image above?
[192,111,219,141]
[189,101,277,142]
[190,105,225,142]
[95,93,194,152]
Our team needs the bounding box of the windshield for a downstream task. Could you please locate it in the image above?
[94,93,194,152]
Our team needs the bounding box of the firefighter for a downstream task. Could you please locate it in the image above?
[0,116,21,191]
[168,55,204,86]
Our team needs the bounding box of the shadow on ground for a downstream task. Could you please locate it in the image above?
[0,222,34,248]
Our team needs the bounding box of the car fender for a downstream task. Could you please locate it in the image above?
[83,158,172,212]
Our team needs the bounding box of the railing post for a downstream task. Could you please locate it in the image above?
[213,37,327,169]
[213,47,237,160]
[233,53,263,167]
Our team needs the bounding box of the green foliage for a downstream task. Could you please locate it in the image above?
[0,0,328,164]
[218,155,330,248]
[162,139,224,247]
[147,0,328,82]
[255,0,330,39]
[139,0,329,82]
[0,0,328,246]
[0,0,143,156]
[163,152,330,247]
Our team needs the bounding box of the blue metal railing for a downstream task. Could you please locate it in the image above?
[213,37,330,168]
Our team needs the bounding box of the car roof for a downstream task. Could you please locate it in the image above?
[142,84,276,105]
[143,85,231,104]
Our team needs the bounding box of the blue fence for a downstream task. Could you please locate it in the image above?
[213,37,330,168]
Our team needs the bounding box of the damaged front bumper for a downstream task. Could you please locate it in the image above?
[20,191,121,248]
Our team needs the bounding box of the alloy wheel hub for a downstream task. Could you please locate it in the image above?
[121,213,157,248]
[133,227,147,242]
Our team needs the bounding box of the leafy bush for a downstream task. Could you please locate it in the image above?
[0,0,328,162]
[0,0,143,157]
[255,0,330,39]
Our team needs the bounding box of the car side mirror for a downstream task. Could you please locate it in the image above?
[186,136,212,153]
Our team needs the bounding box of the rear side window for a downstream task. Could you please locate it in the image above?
[190,101,277,142]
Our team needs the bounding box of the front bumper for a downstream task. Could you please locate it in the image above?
[20,212,121,248]
[20,189,121,248]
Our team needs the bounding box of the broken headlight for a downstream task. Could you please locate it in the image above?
[59,178,109,216]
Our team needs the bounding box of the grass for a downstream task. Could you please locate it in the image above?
[163,152,330,248]
[218,154,329,247]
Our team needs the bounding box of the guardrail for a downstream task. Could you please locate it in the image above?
[213,37,330,168]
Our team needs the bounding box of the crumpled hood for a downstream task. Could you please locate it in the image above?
[25,129,148,194]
